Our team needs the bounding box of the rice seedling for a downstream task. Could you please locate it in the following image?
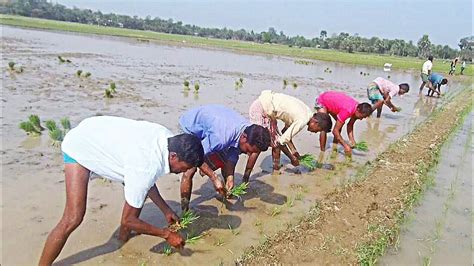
[58,56,66,63]
[186,233,203,244]
[228,224,240,235]
[183,80,190,89]
[235,80,243,89]
[60,117,71,131]
[194,82,200,92]
[178,210,199,229]
[83,72,91,78]
[299,154,321,171]
[163,244,173,256]
[8,61,15,70]
[353,141,369,152]
[292,82,298,89]
[104,88,114,98]
[285,196,295,208]
[28,114,44,132]
[228,182,248,199]
[270,206,282,217]
[239,77,244,83]
[295,192,304,201]
[49,128,64,147]
[109,82,117,93]
[19,121,41,136]
[76,70,82,76]
[213,238,225,246]
[45,120,58,131]
[283,79,288,87]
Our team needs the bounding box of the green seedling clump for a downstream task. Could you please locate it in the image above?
[58,56,66,63]
[45,120,58,131]
[109,82,117,93]
[169,210,200,231]
[19,121,41,136]
[104,88,114,98]
[292,82,298,89]
[183,80,190,89]
[76,70,83,76]
[8,61,15,70]
[299,154,321,171]
[84,72,91,78]
[239,77,244,83]
[163,244,173,256]
[228,182,249,199]
[194,83,200,92]
[60,117,71,132]
[354,141,369,152]
[29,114,44,132]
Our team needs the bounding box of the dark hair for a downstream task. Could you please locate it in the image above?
[244,124,271,152]
[399,83,410,92]
[357,103,372,116]
[312,112,332,132]
[428,55,434,61]
[168,133,204,167]
[441,78,448,85]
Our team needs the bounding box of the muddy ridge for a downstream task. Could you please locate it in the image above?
[240,88,473,264]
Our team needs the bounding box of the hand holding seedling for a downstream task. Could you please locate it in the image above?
[227,182,249,199]
[164,230,185,249]
[164,210,180,225]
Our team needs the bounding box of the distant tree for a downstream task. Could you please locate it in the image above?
[417,34,432,58]
[320,30,327,40]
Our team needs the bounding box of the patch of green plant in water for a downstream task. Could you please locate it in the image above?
[228,182,248,199]
[109,82,117,93]
[353,141,369,152]
[299,154,321,171]
[83,72,91,77]
[194,82,200,92]
[104,88,114,98]
[185,232,203,244]
[19,121,41,135]
[163,244,173,256]
[76,69,82,76]
[60,117,71,132]
[183,80,190,89]
[28,114,44,132]
[292,82,298,89]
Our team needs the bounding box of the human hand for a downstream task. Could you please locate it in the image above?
[164,210,179,225]
[165,230,185,249]
[344,145,352,155]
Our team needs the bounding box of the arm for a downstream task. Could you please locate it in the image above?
[346,117,357,146]
[119,202,184,248]
[383,94,398,111]
[147,184,179,225]
[319,131,327,151]
[242,152,260,183]
[333,120,351,153]
[199,162,225,196]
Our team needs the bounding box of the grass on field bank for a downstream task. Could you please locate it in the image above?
[1,14,472,76]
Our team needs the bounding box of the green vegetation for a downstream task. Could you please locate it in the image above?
[84,72,91,78]
[185,233,203,244]
[57,55,71,63]
[194,82,200,92]
[353,141,369,152]
[76,70,82,76]
[228,224,240,236]
[28,115,44,132]
[292,82,298,89]
[299,154,321,171]
[8,61,15,70]
[228,182,249,199]
[60,117,71,132]
[21,116,71,146]
[19,121,41,136]
[235,79,243,89]
[282,79,288,89]
[109,82,117,93]
[183,80,190,89]
[162,244,173,256]
[178,210,200,230]
[2,15,471,75]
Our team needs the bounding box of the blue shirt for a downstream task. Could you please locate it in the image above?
[179,105,250,155]
[429,73,444,85]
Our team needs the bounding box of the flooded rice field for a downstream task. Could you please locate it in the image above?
[382,112,472,265]
[1,26,466,265]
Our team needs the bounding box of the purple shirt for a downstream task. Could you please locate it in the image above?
[179,105,250,154]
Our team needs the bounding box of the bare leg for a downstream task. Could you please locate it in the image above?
[376,104,383,118]
[272,146,281,173]
[180,167,197,211]
[419,81,426,94]
[39,164,90,266]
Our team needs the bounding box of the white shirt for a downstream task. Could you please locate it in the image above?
[258,90,313,145]
[62,116,172,208]
[422,60,433,75]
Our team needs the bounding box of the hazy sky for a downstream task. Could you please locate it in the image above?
[57,0,472,48]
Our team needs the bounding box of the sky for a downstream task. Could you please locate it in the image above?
[56,0,473,48]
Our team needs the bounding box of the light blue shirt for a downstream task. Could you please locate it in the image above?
[179,105,250,155]
[429,73,444,85]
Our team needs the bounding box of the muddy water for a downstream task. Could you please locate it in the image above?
[381,112,473,265]
[1,26,466,265]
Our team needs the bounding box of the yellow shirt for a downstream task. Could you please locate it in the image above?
[258,90,313,145]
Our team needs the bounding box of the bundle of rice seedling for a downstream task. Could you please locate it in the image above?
[45,120,58,131]
[185,233,203,244]
[194,83,200,92]
[19,121,41,136]
[109,82,117,93]
[76,70,82,76]
[8,61,15,70]
[183,80,190,89]
[58,56,66,63]
[228,182,249,199]
[299,154,321,171]
[49,128,64,147]
[353,141,369,152]
[104,89,114,98]
[84,72,91,78]
[60,117,71,131]
[28,115,44,132]
[163,244,172,256]
[170,210,199,230]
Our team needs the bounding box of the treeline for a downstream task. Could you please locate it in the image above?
[2,0,472,61]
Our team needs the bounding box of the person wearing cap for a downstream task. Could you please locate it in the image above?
[248,90,332,174]
[39,116,205,266]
